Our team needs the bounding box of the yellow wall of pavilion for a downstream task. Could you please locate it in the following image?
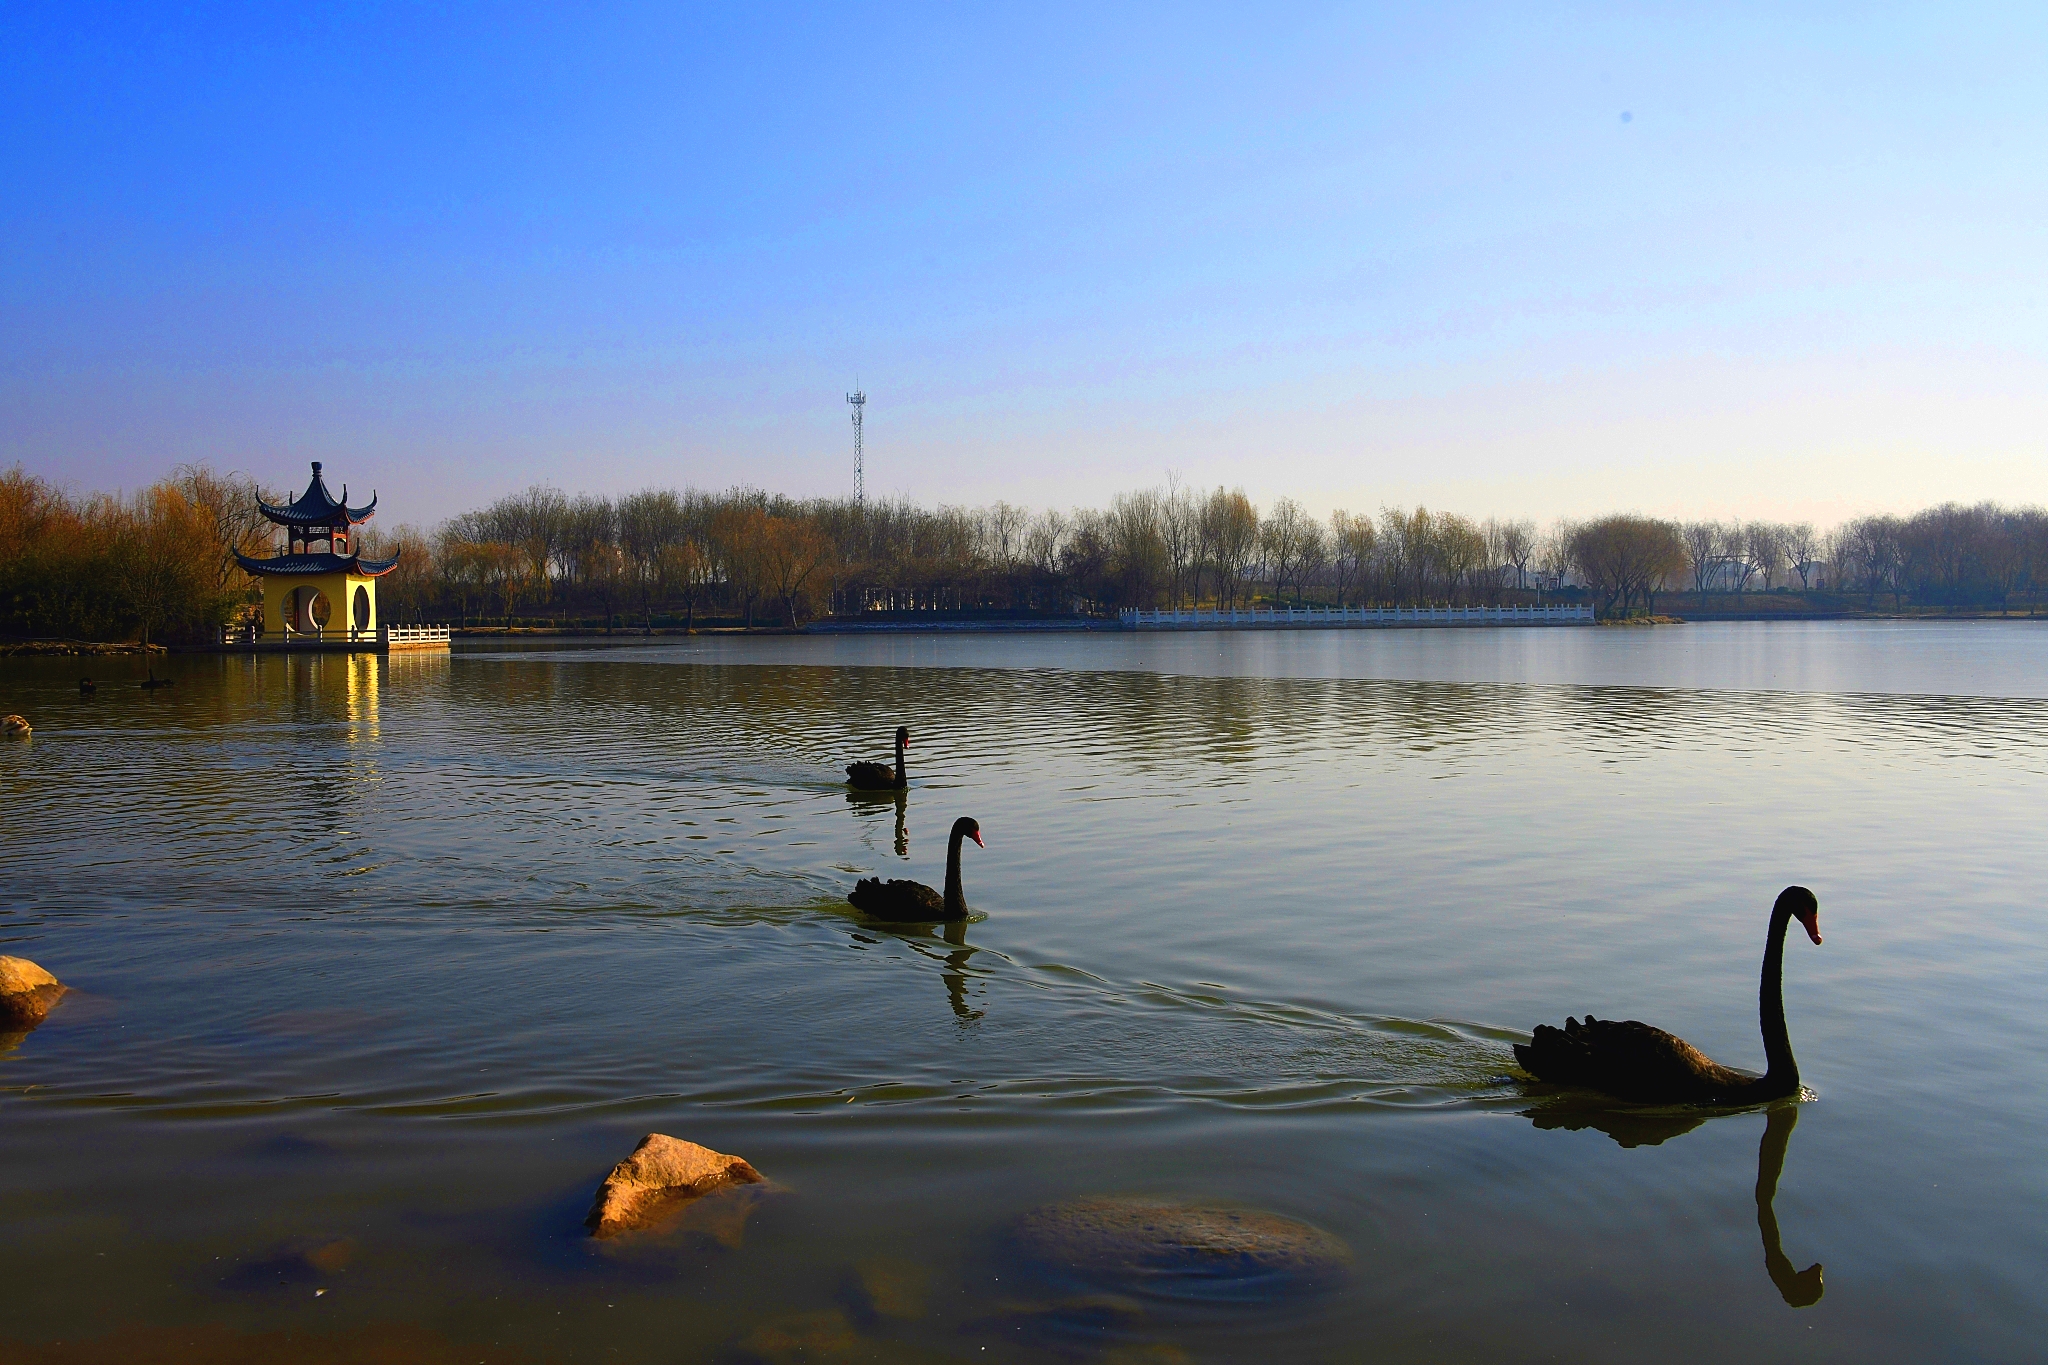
[258,570,381,637]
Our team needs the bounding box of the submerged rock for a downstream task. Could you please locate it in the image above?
[585,1133,764,1238]
[731,1309,859,1364]
[841,1257,930,1323]
[1012,1196,1349,1297]
[1,715,29,738]
[0,956,65,1029]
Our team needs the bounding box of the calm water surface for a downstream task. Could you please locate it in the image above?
[3,621,2045,1362]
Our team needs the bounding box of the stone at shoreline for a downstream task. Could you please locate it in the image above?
[585,1133,763,1238]
[0,957,66,1029]
[1012,1196,1349,1290]
[2,715,28,738]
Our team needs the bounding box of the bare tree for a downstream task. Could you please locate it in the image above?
[1743,521,1786,592]
[1535,518,1578,597]
[1260,497,1314,604]
[1160,474,1199,606]
[1026,508,1069,579]
[173,464,275,613]
[1296,518,1330,605]
[618,489,686,632]
[1784,521,1819,591]
[1330,510,1375,606]
[1497,518,1536,591]
[760,515,837,625]
[1681,521,1722,595]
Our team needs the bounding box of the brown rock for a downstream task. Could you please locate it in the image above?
[0,957,65,1029]
[1,715,29,738]
[585,1133,763,1238]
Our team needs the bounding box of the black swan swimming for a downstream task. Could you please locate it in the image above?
[78,678,96,695]
[140,671,174,690]
[1514,886,1821,1104]
[846,726,909,790]
[848,816,981,921]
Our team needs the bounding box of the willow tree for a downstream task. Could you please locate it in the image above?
[1200,487,1259,608]
[1568,515,1686,617]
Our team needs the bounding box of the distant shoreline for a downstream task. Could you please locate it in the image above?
[4,610,2041,656]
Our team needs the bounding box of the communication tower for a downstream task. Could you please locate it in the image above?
[846,389,867,505]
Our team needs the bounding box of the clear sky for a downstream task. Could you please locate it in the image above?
[4,3,2044,528]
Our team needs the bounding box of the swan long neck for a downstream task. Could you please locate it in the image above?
[1760,903,1798,1086]
[894,732,908,782]
[943,825,967,915]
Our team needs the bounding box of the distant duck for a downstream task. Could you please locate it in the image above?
[78,678,96,695]
[1515,886,1822,1105]
[1,715,28,738]
[846,726,910,790]
[140,671,173,690]
[849,816,982,922]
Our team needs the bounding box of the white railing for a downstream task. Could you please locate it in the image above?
[1120,604,1595,630]
[218,623,452,646]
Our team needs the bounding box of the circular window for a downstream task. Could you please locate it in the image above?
[353,585,370,632]
[307,590,331,629]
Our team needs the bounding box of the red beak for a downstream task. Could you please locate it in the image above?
[1798,913,1822,945]
[971,832,984,847]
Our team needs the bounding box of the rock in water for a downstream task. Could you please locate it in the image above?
[586,1133,763,1238]
[1012,1196,1349,1298]
[1,715,29,738]
[0,956,66,1029]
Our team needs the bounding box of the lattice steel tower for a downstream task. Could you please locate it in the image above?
[846,389,867,505]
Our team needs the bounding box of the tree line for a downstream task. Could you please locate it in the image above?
[4,462,2046,641]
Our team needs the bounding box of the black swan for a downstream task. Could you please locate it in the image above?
[848,816,981,921]
[846,727,909,790]
[1514,886,1821,1104]
[140,671,174,690]
[78,678,96,695]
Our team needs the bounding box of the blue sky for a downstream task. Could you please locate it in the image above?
[4,3,2044,527]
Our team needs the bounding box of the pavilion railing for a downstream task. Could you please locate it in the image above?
[219,623,453,645]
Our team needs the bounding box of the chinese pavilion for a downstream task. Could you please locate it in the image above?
[234,462,400,640]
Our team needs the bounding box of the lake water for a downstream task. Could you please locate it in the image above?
[3,621,2046,1363]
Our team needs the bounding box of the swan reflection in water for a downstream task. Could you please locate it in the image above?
[845,787,909,859]
[843,920,984,1023]
[928,920,983,1023]
[1524,1100,1823,1307]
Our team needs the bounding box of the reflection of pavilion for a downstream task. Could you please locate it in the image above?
[226,462,447,653]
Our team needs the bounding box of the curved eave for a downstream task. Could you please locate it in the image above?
[257,497,379,527]
[234,550,401,578]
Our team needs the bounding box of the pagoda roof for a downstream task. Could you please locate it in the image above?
[234,549,401,579]
[259,461,379,527]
